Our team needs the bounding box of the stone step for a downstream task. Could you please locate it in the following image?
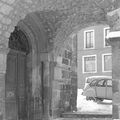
[61,112,112,118]
[54,118,111,120]
[53,112,112,120]
[53,118,82,120]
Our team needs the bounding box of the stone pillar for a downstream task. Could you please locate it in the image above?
[108,38,120,119]
[107,8,120,119]
[41,53,51,120]
[0,48,9,120]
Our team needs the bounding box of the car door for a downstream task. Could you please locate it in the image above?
[106,79,112,99]
[95,79,106,98]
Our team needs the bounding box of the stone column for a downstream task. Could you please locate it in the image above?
[42,55,51,120]
[107,8,120,119]
[108,38,120,119]
[0,48,9,120]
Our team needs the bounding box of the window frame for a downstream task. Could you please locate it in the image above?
[84,29,95,49]
[102,53,112,72]
[82,54,97,74]
[103,27,110,47]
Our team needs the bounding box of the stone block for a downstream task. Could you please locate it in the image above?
[0,24,2,29]
[4,31,10,38]
[0,14,3,20]
[1,17,11,25]
[113,105,119,119]
[0,4,13,15]
[24,0,33,4]
[113,92,120,105]
[113,80,119,93]
[0,54,7,73]
[1,0,15,5]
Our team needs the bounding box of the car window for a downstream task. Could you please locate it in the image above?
[107,79,112,87]
[90,80,96,86]
[97,80,105,87]
[87,78,92,83]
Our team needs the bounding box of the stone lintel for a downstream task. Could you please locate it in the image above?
[106,31,120,39]
[106,35,120,48]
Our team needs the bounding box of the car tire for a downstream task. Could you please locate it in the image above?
[86,96,90,100]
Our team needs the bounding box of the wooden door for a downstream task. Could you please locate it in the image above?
[6,50,27,120]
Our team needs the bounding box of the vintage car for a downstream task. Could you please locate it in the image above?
[82,76,112,102]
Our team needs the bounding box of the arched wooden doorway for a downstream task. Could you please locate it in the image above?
[5,26,31,120]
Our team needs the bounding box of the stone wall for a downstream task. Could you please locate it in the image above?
[107,8,120,119]
[52,34,77,118]
[0,0,117,120]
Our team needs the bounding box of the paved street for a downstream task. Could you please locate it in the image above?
[53,89,112,120]
[77,89,112,114]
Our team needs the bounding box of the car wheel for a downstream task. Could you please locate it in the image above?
[86,96,90,100]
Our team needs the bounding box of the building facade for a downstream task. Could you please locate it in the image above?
[77,24,112,89]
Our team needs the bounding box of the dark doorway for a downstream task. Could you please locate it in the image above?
[5,27,30,120]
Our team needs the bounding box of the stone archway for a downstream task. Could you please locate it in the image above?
[0,1,112,120]
[0,9,58,120]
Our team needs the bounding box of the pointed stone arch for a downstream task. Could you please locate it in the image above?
[54,13,109,56]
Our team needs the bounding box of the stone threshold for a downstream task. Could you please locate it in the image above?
[61,112,112,118]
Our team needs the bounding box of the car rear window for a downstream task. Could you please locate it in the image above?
[106,79,112,87]
[87,77,111,83]
[97,80,106,87]
[87,78,95,83]
[89,80,96,86]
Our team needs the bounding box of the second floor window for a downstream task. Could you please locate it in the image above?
[102,54,112,72]
[104,27,110,47]
[83,55,96,73]
[84,30,94,49]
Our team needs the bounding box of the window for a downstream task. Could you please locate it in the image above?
[83,55,97,73]
[97,80,105,87]
[107,80,112,87]
[104,27,110,47]
[84,30,94,49]
[90,80,97,86]
[102,53,112,72]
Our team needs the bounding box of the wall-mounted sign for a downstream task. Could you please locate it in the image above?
[6,91,15,98]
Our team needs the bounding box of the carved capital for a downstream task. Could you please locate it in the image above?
[107,8,120,31]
